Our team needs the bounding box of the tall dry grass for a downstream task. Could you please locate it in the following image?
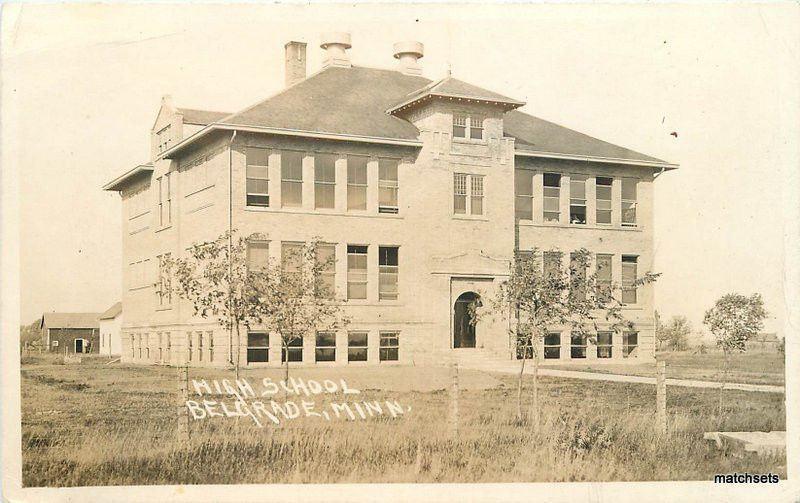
[20,360,786,486]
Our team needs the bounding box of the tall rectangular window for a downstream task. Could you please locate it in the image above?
[156,125,171,153]
[543,251,561,278]
[453,114,467,138]
[596,254,613,302]
[544,333,561,359]
[597,332,613,358]
[315,243,336,298]
[247,331,269,363]
[378,158,399,214]
[281,150,303,207]
[569,175,587,224]
[452,114,484,140]
[469,115,484,140]
[314,153,336,209]
[246,147,269,207]
[596,177,612,224]
[347,155,368,210]
[621,178,637,226]
[515,170,534,220]
[207,331,213,362]
[543,173,561,223]
[282,242,304,285]
[282,335,303,362]
[165,333,171,362]
[454,173,467,214]
[622,255,638,304]
[247,241,269,272]
[348,332,368,362]
[157,175,171,227]
[570,333,587,359]
[378,246,398,301]
[315,332,336,362]
[187,332,192,362]
[379,331,399,361]
[470,175,484,215]
[570,252,586,301]
[157,253,172,307]
[347,245,368,300]
[622,332,638,358]
[197,332,204,362]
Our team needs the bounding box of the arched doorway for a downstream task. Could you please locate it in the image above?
[453,291,481,348]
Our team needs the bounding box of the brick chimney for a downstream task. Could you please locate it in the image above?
[285,41,307,87]
[393,41,424,76]
[320,32,352,68]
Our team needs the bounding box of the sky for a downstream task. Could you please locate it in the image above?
[3,3,798,336]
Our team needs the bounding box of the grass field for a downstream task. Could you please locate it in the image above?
[20,356,786,487]
[542,349,785,385]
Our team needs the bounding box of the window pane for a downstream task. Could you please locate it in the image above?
[570,176,586,199]
[379,187,398,212]
[622,201,637,225]
[543,252,561,276]
[347,245,368,300]
[247,348,268,363]
[348,332,368,347]
[247,194,269,207]
[347,156,368,184]
[348,348,368,362]
[282,181,302,207]
[316,331,336,347]
[516,196,533,220]
[379,159,398,182]
[544,347,561,359]
[454,195,467,214]
[314,154,336,182]
[596,209,612,224]
[348,185,367,210]
[622,178,637,201]
[247,242,269,271]
[515,170,533,195]
[597,332,613,346]
[471,196,483,215]
[246,178,269,194]
[622,256,638,304]
[544,333,561,346]
[543,173,561,187]
[281,151,303,180]
[246,147,269,167]
[315,183,335,209]
[282,243,303,277]
[246,164,268,179]
[247,331,269,347]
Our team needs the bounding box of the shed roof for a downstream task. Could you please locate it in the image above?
[178,108,230,125]
[41,312,101,330]
[99,302,122,320]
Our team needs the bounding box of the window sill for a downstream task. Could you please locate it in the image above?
[155,224,173,233]
[452,137,487,145]
[244,206,404,219]
[129,285,151,292]
[155,306,173,312]
[517,221,643,232]
[184,184,215,198]
[452,214,489,222]
[344,300,405,307]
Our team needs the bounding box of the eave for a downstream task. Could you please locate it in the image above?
[387,92,526,116]
[160,123,423,160]
[102,163,154,191]
[514,148,678,170]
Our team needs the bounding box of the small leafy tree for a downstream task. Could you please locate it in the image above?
[660,315,691,351]
[256,241,348,382]
[703,293,767,422]
[168,230,272,379]
[483,248,659,424]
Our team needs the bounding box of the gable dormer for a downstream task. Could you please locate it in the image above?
[150,95,181,160]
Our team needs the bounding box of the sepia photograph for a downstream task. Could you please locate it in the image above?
[1,3,798,502]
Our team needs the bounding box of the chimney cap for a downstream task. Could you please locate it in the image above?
[320,32,352,50]
[285,40,307,48]
[393,41,424,59]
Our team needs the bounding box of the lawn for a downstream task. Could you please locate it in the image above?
[541,349,785,386]
[20,356,786,487]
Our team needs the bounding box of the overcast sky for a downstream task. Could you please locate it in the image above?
[3,3,798,336]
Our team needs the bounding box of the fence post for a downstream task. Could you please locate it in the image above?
[177,365,190,441]
[656,360,667,435]
[448,362,459,438]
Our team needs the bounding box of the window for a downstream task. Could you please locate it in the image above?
[282,242,304,285]
[165,333,171,362]
[281,150,303,207]
[378,158,399,214]
[597,332,613,358]
[197,332,203,362]
[596,254,613,302]
[315,243,336,298]
[452,114,484,140]
[246,147,269,207]
[156,253,172,307]
[570,252,586,301]
[207,332,213,362]
[52,340,59,348]
[515,170,534,220]
[596,177,612,224]
[454,173,484,216]
[622,332,638,358]
[454,173,467,214]
[569,176,587,224]
[516,332,533,359]
[314,153,336,209]
[247,331,269,363]
[157,333,162,362]
[348,331,368,362]
[621,178,637,226]
[187,332,192,362]
[347,245,368,300]
[543,251,561,278]
[622,255,638,304]
[379,331,399,361]
[156,125,171,153]
[347,155,368,210]
[544,333,561,359]
[129,259,150,289]
[543,173,561,222]
[247,241,269,272]
[571,333,587,359]
[138,334,143,359]
[378,246,398,301]
[315,331,336,362]
[157,174,172,226]
[282,335,303,362]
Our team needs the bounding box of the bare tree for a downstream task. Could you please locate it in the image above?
[479,248,659,425]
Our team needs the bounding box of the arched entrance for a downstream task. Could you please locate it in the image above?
[453,291,481,348]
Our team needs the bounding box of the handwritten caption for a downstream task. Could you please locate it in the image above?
[185,377,411,428]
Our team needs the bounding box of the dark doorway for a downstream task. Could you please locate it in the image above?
[453,292,480,348]
[74,339,84,354]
